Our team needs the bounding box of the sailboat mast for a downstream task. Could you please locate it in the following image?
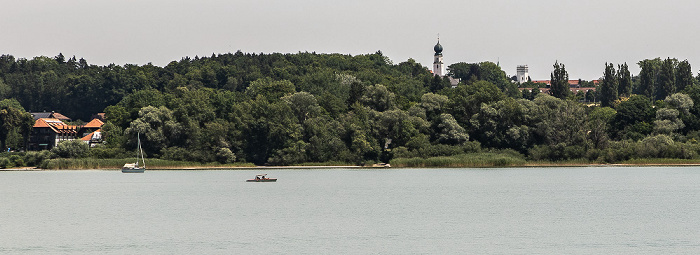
[140,140,146,169]
[136,133,141,167]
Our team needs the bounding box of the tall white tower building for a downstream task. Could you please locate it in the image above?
[517,65,529,84]
[433,39,445,76]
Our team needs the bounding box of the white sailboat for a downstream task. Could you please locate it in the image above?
[122,133,146,173]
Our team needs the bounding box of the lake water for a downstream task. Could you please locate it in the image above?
[1,167,699,254]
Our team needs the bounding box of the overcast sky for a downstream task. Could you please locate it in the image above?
[3,0,699,80]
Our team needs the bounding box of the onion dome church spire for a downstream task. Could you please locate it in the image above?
[434,40,443,56]
[433,36,445,76]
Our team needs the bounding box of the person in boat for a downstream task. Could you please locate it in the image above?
[255,175,260,180]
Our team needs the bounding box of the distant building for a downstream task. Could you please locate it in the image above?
[30,111,72,122]
[432,38,460,88]
[531,80,600,88]
[29,118,79,150]
[524,79,599,95]
[80,119,104,138]
[79,119,105,147]
[433,39,446,77]
[28,117,105,150]
[517,65,530,84]
[91,113,106,121]
[81,130,103,147]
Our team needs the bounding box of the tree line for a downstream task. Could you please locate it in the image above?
[1,52,700,166]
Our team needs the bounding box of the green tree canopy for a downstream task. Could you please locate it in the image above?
[549,61,570,99]
[600,63,618,107]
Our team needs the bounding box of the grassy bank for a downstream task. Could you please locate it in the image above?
[40,158,255,170]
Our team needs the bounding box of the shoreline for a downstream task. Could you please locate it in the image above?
[3,163,700,171]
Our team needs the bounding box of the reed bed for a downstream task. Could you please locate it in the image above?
[390,153,527,168]
[619,158,700,165]
[523,158,594,166]
[293,161,357,167]
[40,158,255,170]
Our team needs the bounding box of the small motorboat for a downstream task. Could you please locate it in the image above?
[246,174,277,182]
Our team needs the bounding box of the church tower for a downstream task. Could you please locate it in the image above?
[433,39,445,76]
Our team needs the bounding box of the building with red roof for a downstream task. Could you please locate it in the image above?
[29,118,79,150]
[80,130,103,147]
[28,118,105,150]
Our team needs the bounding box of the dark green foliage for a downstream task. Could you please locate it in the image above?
[5,52,700,166]
[448,61,509,92]
[529,143,586,161]
[657,58,677,101]
[587,107,616,149]
[600,63,618,107]
[676,60,694,92]
[531,95,588,152]
[637,58,661,101]
[429,75,447,92]
[448,80,505,126]
[469,98,534,152]
[617,63,632,97]
[611,95,655,140]
[359,84,396,112]
[0,99,33,150]
[246,78,295,102]
[550,61,570,99]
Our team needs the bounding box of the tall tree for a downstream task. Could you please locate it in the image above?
[447,61,507,88]
[447,62,479,83]
[429,75,446,92]
[448,81,505,126]
[600,63,619,107]
[587,107,616,149]
[0,99,33,150]
[637,58,661,101]
[657,58,677,101]
[359,84,396,112]
[469,98,534,152]
[549,61,570,99]
[611,95,655,140]
[617,63,632,97]
[528,95,588,161]
[676,60,694,92]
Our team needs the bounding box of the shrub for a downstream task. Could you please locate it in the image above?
[462,141,482,153]
[89,146,130,159]
[9,155,23,167]
[0,158,10,168]
[160,146,188,161]
[23,151,55,166]
[51,140,90,158]
[528,144,586,162]
[392,146,415,158]
[216,148,236,164]
[602,140,636,163]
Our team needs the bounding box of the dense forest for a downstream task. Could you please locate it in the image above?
[1,51,700,166]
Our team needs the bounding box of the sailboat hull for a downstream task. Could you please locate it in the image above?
[122,167,145,173]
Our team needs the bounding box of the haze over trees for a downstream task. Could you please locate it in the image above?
[1,52,700,166]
